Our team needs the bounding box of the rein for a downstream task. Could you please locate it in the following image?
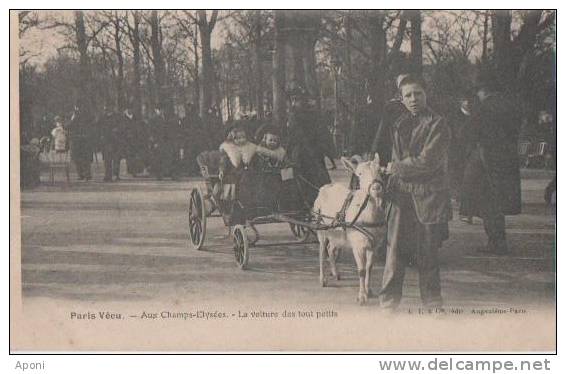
[311,177,386,245]
[349,193,371,226]
[349,177,385,226]
[296,174,322,192]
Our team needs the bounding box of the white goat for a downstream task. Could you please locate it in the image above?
[313,154,386,305]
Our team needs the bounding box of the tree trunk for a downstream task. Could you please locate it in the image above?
[286,11,320,99]
[193,21,200,109]
[225,72,232,121]
[19,64,34,139]
[146,70,155,112]
[74,11,92,118]
[254,10,264,119]
[303,33,320,109]
[288,34,306,91]
[481,11,489,63]
[131,11,142,117]
[350,10,386,154]
[305,12,321,100]
[150,10,165,110]
[515,11,544,85]
[491,10,549,94]
[113,13,125,110]
[368,11,386,107]
[333,70,345,156]
[197,10,218,118]
[340,11,353,151]
[99,46,114,108]
[491,10,513,89]
[408,10,423,75]
[272,10,286,128]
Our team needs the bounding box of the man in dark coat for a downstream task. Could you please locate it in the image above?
[123,107,147,176]
[353,96,380,157]
[286,89,331,207]
[148,108,169,180]
[204,106,224,150]
[99,107,125,182]
[460,84,522,254]
[370,98,407,163]
[183,104,210,175]
[452,99,475,223]
[69,105,93,181]
[165,112,182,180]
[315,113,338,170]
[372,75,452,311]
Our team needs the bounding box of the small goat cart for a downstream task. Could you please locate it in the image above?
[188,150,316,269]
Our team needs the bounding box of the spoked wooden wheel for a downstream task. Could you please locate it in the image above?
[233,225,249,270]
[188,187,207,250]
[290,223,311,243]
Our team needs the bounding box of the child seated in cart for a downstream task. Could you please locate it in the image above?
[216,124,286,224]
[254,126,288,212]
[218,124,286,177]
[218,125,285,174]
[256,126,287,170]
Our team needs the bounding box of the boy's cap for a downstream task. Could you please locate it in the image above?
[396,74,426,90]
[255,124,281,142]
[224,121,247,138]
[396,74,410,89]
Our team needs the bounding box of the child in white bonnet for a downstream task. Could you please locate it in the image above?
[218,124,285,178]
[219,125,257,170]
[51,116,67,153]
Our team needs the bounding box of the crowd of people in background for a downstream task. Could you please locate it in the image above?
[20,77,555,222]
[21,102,223,186]
[19,88,339,191]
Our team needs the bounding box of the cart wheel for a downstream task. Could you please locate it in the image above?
[188,187,207,250]
[290,223,310,243]
[233,225,249,270]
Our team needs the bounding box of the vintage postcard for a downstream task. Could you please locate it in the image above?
[10,9,556,352]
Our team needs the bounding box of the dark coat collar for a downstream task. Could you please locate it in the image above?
[392,107,435,130]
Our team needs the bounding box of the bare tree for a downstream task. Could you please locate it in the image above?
[18,11,44,64]
[37,11,109,116]
[196,10,219,117]
[110,11,126,110]
[408,10,423,75]
[193,21,200,108]
[491,10,555,90]
[223,10,272,117]
[91,11,127,110]
[124,11,143,117]
[254,10,265,118]
[272,10,286,128]
[172,11,201,110]
[491,10,513,85]
[74,11,93,115]
[316,10,410,152]
[18,11,40,38]
[149,11,166,110]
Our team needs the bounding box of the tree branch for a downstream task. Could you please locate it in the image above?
[85,20,111,48]
[537,11,556,33]
[387,11,408,59]
[208,10,219,32]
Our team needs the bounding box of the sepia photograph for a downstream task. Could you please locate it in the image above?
[10,9,556,352]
